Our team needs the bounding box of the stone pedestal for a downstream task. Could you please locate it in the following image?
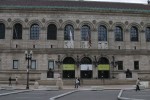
[56,78,63,89]
[34,81,39,89]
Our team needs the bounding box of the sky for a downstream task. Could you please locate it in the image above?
[86,0,148,4]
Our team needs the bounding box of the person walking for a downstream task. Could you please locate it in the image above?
[15,77,18,85]
[75,77,79,88]
[136,78,140,91]
[9,76,12,86]
[78,78,80,86]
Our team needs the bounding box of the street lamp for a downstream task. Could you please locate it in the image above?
[76,55,80,67]
[93,56,98,67]
[55,55,62,67]
[55,55,63,78]
[25,50,32,89]
[111,56,118,78]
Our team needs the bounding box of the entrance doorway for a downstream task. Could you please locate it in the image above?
[62,57,75,79]
[81,70,92,78]
[63,70,75,78]
[98,57,110,79]
[98,71,109,78]
[47,69,54,78]
[80,57,93,79]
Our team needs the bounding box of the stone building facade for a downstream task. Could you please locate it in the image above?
[0,0,150,82]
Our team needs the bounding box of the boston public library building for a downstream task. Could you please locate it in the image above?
[0,0,150,85]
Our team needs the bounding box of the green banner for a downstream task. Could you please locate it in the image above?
[63,64,75,70]
[98,64,110,70]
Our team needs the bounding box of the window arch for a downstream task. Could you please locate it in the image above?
[63,57,75,64]
[98,57,109,64]
[98,25,107,41]
[64,24,74,40]
[13,23,22,39]
[81,25,90,41]
[146,27,150,42]
[0,23,5,39]
[30,24,40,40]
[130,26,138,41]
[80,57,92,64]
[115,26,123,41]
[47,24,57,40]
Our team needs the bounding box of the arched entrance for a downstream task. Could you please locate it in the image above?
[62,57,75,78]
[80,57,93,78]
[98,57,110,78]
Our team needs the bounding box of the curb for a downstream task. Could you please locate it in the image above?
[49,90,79,100]
[117,89,144,100]
[0,90,32,96]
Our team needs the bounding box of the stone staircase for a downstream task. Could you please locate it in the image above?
[0,79,149,86]
[38,79,138,86]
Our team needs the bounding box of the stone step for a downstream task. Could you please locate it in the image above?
[91,86,104,91]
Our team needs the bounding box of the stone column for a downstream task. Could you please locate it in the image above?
[57,29,64,48]
[74,29,80,48]
[140,30,146,49]
[108,29,114,49]
[93,66,97,78]
[5,27,12,48]
[125,29,130,49]
[91,29,98,49]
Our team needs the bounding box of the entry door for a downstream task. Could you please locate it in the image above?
[63,70,75,78]
[98,71,109,78]
[81,70,92,78]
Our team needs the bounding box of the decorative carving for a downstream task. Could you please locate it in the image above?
[140,22,144,26]
[42,18,45,23]
[108,29,113,32]
[141,30,145,33]
[125,21,128,25]
[25,18,28,22]
[59,19,63,23]
[125,29,129,32]
[109,21,113,25]
[92,20,96,24]
[76,19,80,24]
[7,18,11,22]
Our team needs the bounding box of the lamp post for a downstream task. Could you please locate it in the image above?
[76,55,80,67]
[55,55,62,78]
[93,56,98,67]
[25,50,32,89]
[111,56,118,78]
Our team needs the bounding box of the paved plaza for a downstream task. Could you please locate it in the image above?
[0,84,150,100]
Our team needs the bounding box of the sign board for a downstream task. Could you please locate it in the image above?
[80,64,92,70]
[63,64,75,70]
[98,64,110,70]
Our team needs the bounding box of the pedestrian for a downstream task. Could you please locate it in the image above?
[136,78,140,91]
[15,77,18,85]
[9,76,12,86]
[75,77,79,88]
[78,78,80,86]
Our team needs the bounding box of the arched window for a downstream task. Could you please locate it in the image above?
[63,57,75,64]
[146,27,150,42]
[130,26,138,41]
[47,24,57,40]
[30,24,40,40]
[81,25,90,41]
[80,57,92,64]
[99,57,109,64]
[98,25,107,41]
[115,26,123,41]
[64,24,74,40]
[13,23,22,39]
[0,23,5,39]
